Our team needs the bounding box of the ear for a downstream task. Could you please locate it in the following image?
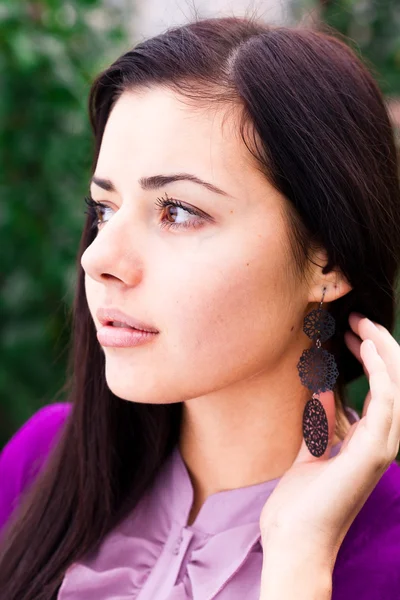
[306,248,352,304]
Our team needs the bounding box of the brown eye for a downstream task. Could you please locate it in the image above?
[84,196,114,230]
[154,193,207,230]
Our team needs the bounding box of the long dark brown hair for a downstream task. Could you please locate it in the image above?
[1,14,400,600]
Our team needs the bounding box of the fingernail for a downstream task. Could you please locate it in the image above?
[366,318,378,329]
[350,313,378,329]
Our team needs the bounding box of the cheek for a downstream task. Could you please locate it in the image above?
[161,239,292,389]
[82,215,299,403]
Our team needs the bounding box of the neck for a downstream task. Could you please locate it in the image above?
[178,352,351,524]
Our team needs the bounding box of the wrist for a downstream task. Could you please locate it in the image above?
[260,528,337,572]
[259,538,333,600]
[260,560,332,600]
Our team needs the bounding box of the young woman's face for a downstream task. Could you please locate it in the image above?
[81,87,312,403]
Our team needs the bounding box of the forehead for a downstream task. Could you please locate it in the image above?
[94,87,267,198]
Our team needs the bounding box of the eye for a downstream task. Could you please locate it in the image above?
[83,192,211,232]
[154,192,208,230]
[84,195,113,230]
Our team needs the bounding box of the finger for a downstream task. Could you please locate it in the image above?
[349,313,400,391]
[338,420,358,454]
[294,390,336,464]
[388,409,400,460]
[386,381,400,457]
[320,340,398,519]
[344,330,369,378]
[343,331,373,419]
[360,339,398,457]
[361,390,372,419]
[346,336,400,459]
[345,325,400,448]
[359,330,400,456]
[349,315,400,454]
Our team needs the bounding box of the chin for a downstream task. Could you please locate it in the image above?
[103,371,174,405]
[104,378,157,404]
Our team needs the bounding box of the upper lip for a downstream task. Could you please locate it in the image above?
[96,307,159,333]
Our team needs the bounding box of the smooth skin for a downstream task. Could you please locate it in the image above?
[259,313,400,598]
[82,87,354,527]
[80,87,399,596]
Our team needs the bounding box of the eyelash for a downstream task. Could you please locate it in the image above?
[83,192,206,231]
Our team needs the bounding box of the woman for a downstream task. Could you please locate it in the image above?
[1,14,400,600]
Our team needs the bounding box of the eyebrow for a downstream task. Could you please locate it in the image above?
[90,173,231,197]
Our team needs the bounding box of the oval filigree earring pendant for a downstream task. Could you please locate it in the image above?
[297,286,339,457]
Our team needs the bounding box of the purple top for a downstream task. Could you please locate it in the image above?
[1,403,400,599]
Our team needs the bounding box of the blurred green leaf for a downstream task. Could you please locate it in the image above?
[0,0,132,446]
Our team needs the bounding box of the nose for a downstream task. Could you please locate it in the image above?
[80,210,143,287]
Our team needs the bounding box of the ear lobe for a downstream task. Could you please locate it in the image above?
[308,276,352,305]
[331,277,353,301]
[306,248,353,303]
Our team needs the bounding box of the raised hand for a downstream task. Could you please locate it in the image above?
[258,313,400,573]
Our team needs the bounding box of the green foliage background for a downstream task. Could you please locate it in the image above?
[0,0,129,447]
[1,0,400,459]
[321,0,400,95]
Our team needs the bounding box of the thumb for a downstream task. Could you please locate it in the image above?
[337,420,358,455]
[293,390,336,464]
[337,392,369,456]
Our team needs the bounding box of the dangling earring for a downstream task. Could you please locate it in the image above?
[297,286,339,457]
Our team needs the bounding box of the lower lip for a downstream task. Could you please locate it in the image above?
[97,325,158,347]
